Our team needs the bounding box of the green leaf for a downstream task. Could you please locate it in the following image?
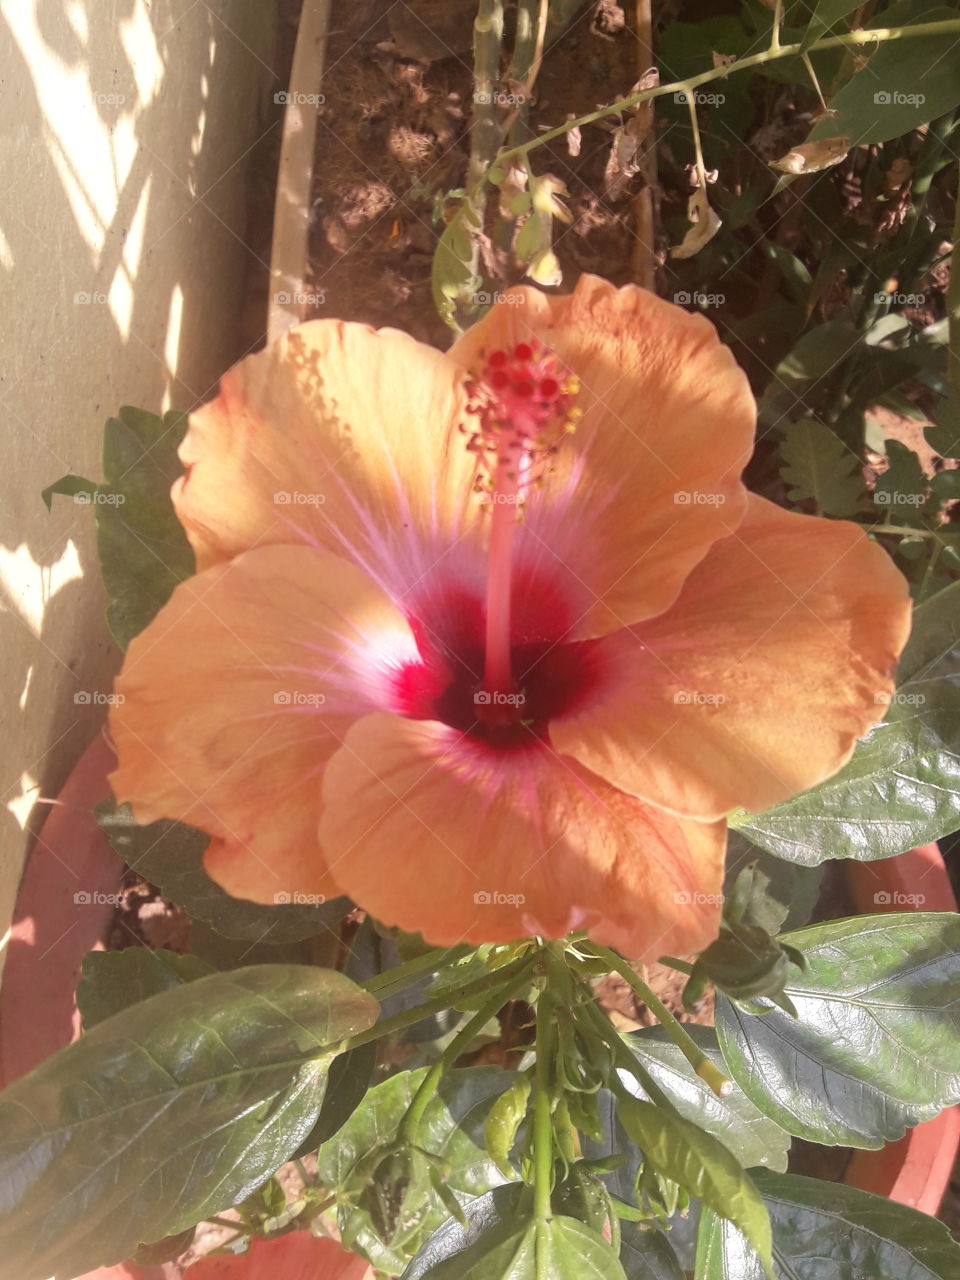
[97,800,351,942]
[809,6,960,146]
[732,581,960,861]
[418,1215,627,1279]
[295,1040,378,1154]
[723,834,822,934]
[874,439,929,512]
[432,203,482,333]
[695,1172,960,1279]
[96,406,196,649]
[0,965,378,1279]
[41,473,98,509]
[625,1029,791,1173]
[616,1097,772,1265]
[619,1221,686,1279]
[800,0,867,53]
[402,1186,526,1278]
[924,386,960,457]
[318,1067,521,1274]
[76,948,214,1028]
[779,419,863,515]
[715,913,960,1147]
[758,321,858,433]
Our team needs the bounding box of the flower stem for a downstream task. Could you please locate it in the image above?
[362,944,470,1001]
[345,953,536,1051]
[400,963,535,1144]
[533,986,556,1226]
[591,946,732,1097]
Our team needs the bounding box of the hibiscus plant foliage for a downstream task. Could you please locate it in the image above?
[14,0,960,1276]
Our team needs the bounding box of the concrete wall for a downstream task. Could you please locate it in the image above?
[0,0,275,984]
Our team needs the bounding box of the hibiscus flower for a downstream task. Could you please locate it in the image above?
[109,276,910,960]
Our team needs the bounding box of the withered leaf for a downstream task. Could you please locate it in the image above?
[771,136,850,174]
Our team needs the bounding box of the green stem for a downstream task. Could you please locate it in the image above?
[579,994,674,1111]
[362,944,470,1001]
[204,1215,245,1232]
[344,953,535,1051]
[949,164,960,393]
[592,946,732,1097]
[400,962,535,1144]
[494,20,960,169]
[533,986,556,1226]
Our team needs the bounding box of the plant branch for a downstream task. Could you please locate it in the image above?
[494,20,960,169]
[591,947,731,1097]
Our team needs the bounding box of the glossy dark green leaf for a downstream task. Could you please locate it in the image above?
[809,6,960,146]
[0,965,378,1279]
[732,581,960,861]
[295,1040,378,1154]
[626,1029,791,1173]
[318,1067,521,1274]
[402,1186,526,1279]
[97,800,351,942]
[619,1221,686,1280]
[715,913,960,1147]
[77,947,214,1028]
[799,0,865,52]
[96,406,196,649]
[416,1213,627,1279]
[695,1172,960,1278]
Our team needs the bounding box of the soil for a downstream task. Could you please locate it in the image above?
[304,0,646,347]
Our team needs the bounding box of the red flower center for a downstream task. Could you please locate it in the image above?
[392,573,604,750]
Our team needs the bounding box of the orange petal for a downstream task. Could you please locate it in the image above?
[109,545,415,904]
[182,1232,371,1280]
[174,321,478,583]
[552,495,912,819]
[319,714,726,960]
[450,275,755,636]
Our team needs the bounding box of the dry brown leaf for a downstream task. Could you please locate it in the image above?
[603,69,659,200]
[771,135,850,175]
[669,184,722,259]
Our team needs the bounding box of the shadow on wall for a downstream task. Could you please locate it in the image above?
[0,0,278,947]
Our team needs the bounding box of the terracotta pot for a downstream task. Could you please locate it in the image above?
[842,844,959,1214]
